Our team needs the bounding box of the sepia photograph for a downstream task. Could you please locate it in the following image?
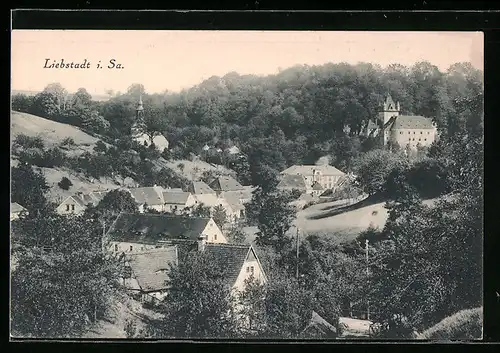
[10,29,484,340]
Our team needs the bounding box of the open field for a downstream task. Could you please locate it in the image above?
[11,111,104,156]
[294,196,440,243]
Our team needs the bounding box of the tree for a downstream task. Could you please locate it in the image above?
[212,205,227,229]
[353,149,406,198]
[152,251,239,338]
[82,110,110,134]
[11,163,50,214]
[93,140,108,154]
[57,176,73,190]
[94,189,139,222]
[226,226,247,244]
[135,106,168,145]
[238,272,316,338]
[43,83,69,110]
[10,213,121,338]
[29,91,60,119]
[71,88,93,109]
[11,93,34,112]
[250,188,296,256]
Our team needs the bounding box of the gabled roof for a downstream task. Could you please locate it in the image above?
[277,174,308,191]
[124,247,178,292]
[312,182,324,190]
[107,213,212,242]
[129,187,164,206]
[209,176,244,192]
[192,193,220,207]
[11,202,26,213]
[391,115,435,130]
[281,165,345,177]
[301,311,337,338]
[221,194,245,211]
[188,181,216,195]
[162,191,192,205]
[219,188,254,203]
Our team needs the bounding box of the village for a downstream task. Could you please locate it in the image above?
[10,30,483,341]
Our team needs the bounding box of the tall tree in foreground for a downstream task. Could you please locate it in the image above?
[10,214,121,338]
[151,251,239,338]
[11,163,50,214]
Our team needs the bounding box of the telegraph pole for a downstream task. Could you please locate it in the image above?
[365,239,370,321]
[296,227,300,280]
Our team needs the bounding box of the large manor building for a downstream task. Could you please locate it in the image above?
[364,95,438,150]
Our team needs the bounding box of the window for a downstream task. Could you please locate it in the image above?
[419,138,421,141]
[246,267,250,273]
[141,246,144,250]
[420,131,423,134]
[214,234,217,241]
[408,131,410,134]
[114,244,118,252]
[427,132,430,135]
[71,204,75,211]
[66,204,70,211]
[413,131,415,134]
[412,138,415,141]
[129,245,133,251]
[424,138,427,141]
[400,132,402,134]
[251,266,255,274]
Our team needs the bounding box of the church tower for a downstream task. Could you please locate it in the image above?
[136,94,144,120]
[379,94,400,126]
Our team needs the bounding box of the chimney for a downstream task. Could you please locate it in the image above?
[197,235,206,252]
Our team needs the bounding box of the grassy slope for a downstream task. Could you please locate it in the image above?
[417,307,483,340]
[295,197,440,243]
[10,111,133,202]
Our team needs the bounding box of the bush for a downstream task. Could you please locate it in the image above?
[93,140,108,154]
[418,307,482,340]
[60,137,75,147]
[14,134,45,149]
[58,177,73,190]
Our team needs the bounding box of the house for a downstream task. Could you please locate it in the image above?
[56,191,107,215]
[106,212,227,254]
[162,191,196,213]
[338,317,374,338]
[188,181,216,195]
[363,94,438,150]
[117,237,267,305]
[277,174,310,194]
[128,186,166,212]
[202,144,210,151]
[281,165,346,192]
[300,311,338,339]
[225,146,241,155]
[10,202,27,220]
[119,247,178,303]
[208,176,244,193]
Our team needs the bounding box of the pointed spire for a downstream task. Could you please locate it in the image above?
[136,94,144,113]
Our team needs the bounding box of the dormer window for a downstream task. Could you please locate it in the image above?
[129,245,133,251]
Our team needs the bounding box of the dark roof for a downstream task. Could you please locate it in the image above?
[107,213,212,242]
[277,174,308,191]
[153,240,256,287]
[312,182,324,190]
[162,191,191,205]
[125,247,178,292]
[188,181,216,195]
[391,115,435,130]
[209,176,244,192]
[205,243,251,286]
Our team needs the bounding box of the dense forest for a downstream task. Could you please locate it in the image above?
[12,61,483,178]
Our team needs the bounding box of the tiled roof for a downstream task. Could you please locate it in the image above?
[125,247,178,292]
[278,174,308,191]
[193,193,220,208]
[281,165,345,176]
[11,202,26,213]
[129,187,164,206]
[163,191,191,205]
[205,243,251,286]
[221,194,245,211]
[219,189,254,203]
[209,176,244,192]
[391,115,435,130]
[188,181,216,195]
[107,213,212,242]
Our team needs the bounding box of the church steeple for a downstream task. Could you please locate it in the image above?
[136,94,144,118]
